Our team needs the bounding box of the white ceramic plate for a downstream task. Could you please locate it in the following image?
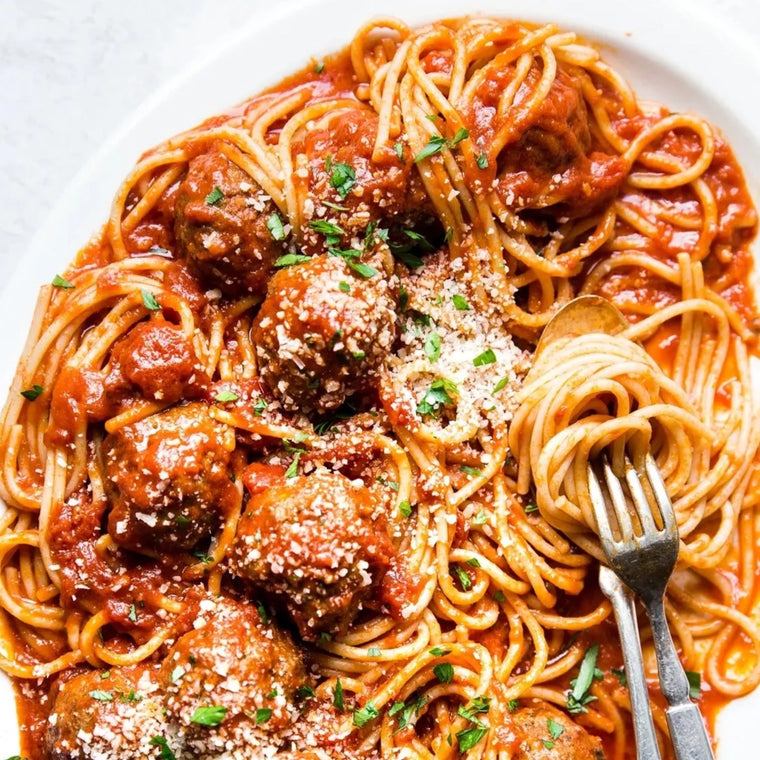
[2,0,759,755]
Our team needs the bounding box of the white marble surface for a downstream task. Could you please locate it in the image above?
[1,0,759,285]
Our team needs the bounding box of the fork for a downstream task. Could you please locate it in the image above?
[588,453,715,760]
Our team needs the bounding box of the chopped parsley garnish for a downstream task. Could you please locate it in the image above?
[353,701,379,727]
[52,274,74,289]
[452,294,470,310]
[255,600,269,624]
[543,716,565,749]
[429,647,451,656]
[611,667,627,687]
[494,591,506,603]
[141,290,161,311]
[460,465,482,477]
[296,684,316,699]
[686,671,701,699]
[444,227,453,244]
[255,707,272,725]
[398,500,413,518]
[253,397,268,416]
[333,678,344,711]
[456,727,488,752]
[347,260,378,279]
[424,331,442,362]
[309,219,345,237]
[88,690,113,702]
[322,200,348,211]
[453,566,472,591]
[458,696,491,725]
[267,212,287,241]
[390,696,427,733]
[127,603,138,623]
[433,662,454,683]
[190,705,228,726]
[398,285,409,311]
[266,689,278,699]
[492,377,509,394]
[567,643,602,714]
[214,390,239,403]
[314,61,325,74]
[192,550,213,564]
[150,736,176,760]
[329,162,356,199]
[476,152,489,169]
[414,128,470,163]
[417,378,458,417]
[394,141,405,162]
[274,253,311,268]
[466,558,481,567]
[472,511,488,525]
[338,281,351,293]
[285,451,301,478]
[524,502,539,514]
[507,698,519,712]
[205,186,224,205]
[20,385,43,401]
[473,348,497,366]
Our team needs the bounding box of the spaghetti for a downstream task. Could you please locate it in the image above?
[1,14,759,760]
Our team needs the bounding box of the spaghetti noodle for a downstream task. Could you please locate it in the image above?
[1,14,759,760]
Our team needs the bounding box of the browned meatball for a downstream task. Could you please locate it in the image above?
[175,149,285,296]
[102,402,237,553]
[45,665,166,760]
[503,703,605,760]
[295,108,425,253]
[252,254,397,414]
[108,318,209,404]
[229,469,393,640]
[161,598,306,753]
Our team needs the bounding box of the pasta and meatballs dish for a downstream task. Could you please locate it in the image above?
[1,14,759,760]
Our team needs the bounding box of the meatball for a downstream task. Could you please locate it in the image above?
[161,598,306,752]
[229,469,393,640]
[45,665,166,760]
[252,254,397,414]
[295,108,425,254]
[108,318,209,403]
[102,402,237,553]
[175,149,285,296]
[505,703,605,760]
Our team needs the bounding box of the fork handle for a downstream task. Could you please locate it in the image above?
[605,580,662,760]
[646,595,715,760]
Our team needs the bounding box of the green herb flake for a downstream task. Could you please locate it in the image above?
[394,142,405,162]
[338,281,351,293]
[52,274,74,289]
[476,152,489,169]
[460,465,482,477]
[433,662,454,683]
[524,502,539,514]
[417,378,458,418]
[296,684,316,699]
[205,186,224,206]
[473,349,497,367]
[170,666,185,683]
[150,736,176,760]
[454,566,472,592]
[285,451,302,479]
[141,290,161,311]
[267,213,287,241]
[275,253,311,268]
[567,643,600,714]
[472,511,488,526]
[449,127,469,146]
[686,671,701,700]
[347,260,378,279]
[414,134,448,163]
[611,667,627,687]
[398,500,413,518]
[127,603,138,623]
[492,377,510,394]
[548,717,565,741]
[253,397,268,417]
[214,390,239,403]
[353,701,379,728]
[466,558,481,568]
[255,600,269,625]
[88,690,113,702]
[457,727,488,752]
[452,294,470,311]
[429,647,451,656]
[309,219,345,236]
[190,705,228,727]
[494,590,506,603]
[314,61,325,74]
[507,698,519,712]
[20,385,44,402]
[255,707,272,725]
[424,332,442,362]
[330,162,357,199]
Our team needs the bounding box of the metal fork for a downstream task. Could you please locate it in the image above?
[588,453,715,760]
